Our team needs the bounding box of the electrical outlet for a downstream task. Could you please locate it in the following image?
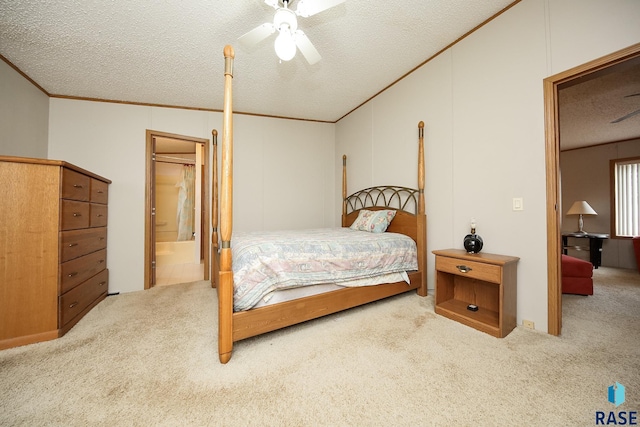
[522,320,535,329]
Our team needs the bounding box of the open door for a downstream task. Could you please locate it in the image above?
[544,42,640,335]
[145,130,210,290]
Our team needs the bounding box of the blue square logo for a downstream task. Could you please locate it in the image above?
[608,382,626,407]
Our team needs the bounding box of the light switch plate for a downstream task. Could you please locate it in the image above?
[513,197,524,211]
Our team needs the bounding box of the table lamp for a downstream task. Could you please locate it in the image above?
[566,200,597,234]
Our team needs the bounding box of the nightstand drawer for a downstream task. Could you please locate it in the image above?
[436,255,501,284]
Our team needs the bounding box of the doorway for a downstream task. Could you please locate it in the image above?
[145,130,210,289]
[544,43,640,335]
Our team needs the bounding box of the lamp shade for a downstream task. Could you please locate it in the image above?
[566,200,597,216]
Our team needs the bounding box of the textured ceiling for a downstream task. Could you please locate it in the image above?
[1,0,638,148]
[0,0,516,122]
[559,57,640,150]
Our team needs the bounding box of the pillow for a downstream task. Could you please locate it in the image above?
[349,209,397,233]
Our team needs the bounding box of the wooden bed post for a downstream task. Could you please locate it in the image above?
[218,45,235,364]
[341,155,347,227]
[417,121,428,296]
[211,129,219,289]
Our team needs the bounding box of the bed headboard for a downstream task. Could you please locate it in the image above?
[341,122,425,244]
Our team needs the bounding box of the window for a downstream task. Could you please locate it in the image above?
[611,157,640,238]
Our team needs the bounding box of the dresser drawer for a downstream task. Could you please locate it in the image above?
[59,269,108,328]
[61,168,90,201]
[90,203,108,228]
[60,200,90,230]
[59,227,107,262]
[436,255,501,284]
[59,249,107,294]
[90,178,109,204]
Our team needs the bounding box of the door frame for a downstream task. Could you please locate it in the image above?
[544,42,640,335]
[144,130,211,290]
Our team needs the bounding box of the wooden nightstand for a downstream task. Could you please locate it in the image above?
[433,249,519,338]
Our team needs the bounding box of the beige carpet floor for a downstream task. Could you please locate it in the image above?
[1,267,638,426]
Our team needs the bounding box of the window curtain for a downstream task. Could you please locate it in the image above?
[176,165,195,241]
[616,161,639,237]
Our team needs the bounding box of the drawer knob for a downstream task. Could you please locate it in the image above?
[73,184,83,188]
[98,281,106,286]
[69,301,78,308]
[456,265,473,273]
[96,214,104,217]
[97,190,104,193]
[68,243,78,247]
[73,212,82,217]
[68,272,78,278]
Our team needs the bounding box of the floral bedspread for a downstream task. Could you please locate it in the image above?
[231,228,418,311]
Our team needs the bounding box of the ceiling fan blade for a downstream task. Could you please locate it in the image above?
[611,108,640,124]
[238,23,275,48]
[294,30,321,65]
[295,0,345,17]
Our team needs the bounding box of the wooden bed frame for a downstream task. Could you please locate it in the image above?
[212,45,427,364]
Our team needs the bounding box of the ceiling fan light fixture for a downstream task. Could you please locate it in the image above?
[274,29,296,61]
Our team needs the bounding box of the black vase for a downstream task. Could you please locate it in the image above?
[464,233,483,254]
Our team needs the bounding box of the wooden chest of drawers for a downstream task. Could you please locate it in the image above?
[0,156,111,349]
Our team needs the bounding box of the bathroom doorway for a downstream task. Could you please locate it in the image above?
[144,130,210,289]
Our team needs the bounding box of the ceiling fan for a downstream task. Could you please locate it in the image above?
[238,0,346,65]
[611,93,640,123]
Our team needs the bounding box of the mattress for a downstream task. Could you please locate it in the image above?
[231,227,418,311]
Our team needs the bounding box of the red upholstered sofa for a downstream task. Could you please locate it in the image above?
[562,254,593,295]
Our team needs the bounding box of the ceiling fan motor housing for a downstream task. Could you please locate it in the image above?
[274,7,297,32]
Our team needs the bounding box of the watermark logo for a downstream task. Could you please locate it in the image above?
[596,382,637,425]
[609,382,626,408]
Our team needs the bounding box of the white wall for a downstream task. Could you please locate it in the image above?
[336,0,640,333]
[0,60,49,158]
[49,99,335,294]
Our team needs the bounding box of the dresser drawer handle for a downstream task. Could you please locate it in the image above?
[98,259,105,264]
[98,281,106,286]
[68,272,78,278]
[73,212,82,217]
[456,265,473,273]
[73,184,83,188]
[68,243,78,247]
[96,214,104,217]
[97,190,104,193]
[99,237,105,240]
[69,301,78,308]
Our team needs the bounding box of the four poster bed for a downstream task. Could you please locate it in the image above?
[212,45,428,364]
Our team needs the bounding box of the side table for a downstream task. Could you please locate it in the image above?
[433,249,519,338]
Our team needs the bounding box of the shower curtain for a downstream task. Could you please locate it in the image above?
[176,165,195,241]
